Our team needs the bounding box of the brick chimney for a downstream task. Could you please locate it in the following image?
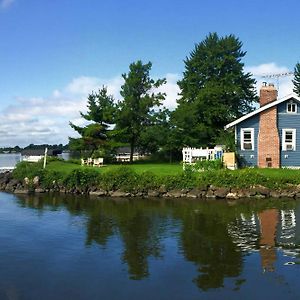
[260,82,278,107]
[258,83,280,168]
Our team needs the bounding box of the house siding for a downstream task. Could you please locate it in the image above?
[277,98,299,114]
[236,114,259,167]
[278,99,300,167]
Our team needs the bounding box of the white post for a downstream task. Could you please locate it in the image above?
[43,147,48,169]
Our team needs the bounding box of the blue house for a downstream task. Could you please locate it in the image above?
[225,83,300,168]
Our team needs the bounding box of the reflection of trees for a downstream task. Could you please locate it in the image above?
[17,195,165,280]
[16,194,298,289]
[85,211,115,247]
[118,211,162,280]
[178,205,243,291]
[83,199,164,280]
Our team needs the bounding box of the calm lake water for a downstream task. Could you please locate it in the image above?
[1,194,300,299]
[0,153,70,169]
[0,153,21,168]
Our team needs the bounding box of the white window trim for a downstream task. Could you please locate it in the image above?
[286,101,297,114]
[241,128,254,151]
[282,128,296,151]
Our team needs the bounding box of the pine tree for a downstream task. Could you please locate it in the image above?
[172,32,257,148]
[115,61,166,162]
[293,62,300,96]
[69,86,116,156]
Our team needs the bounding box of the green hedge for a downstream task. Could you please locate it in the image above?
[12,162,300,192]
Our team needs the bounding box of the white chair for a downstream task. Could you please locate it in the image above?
[93,158,104,167]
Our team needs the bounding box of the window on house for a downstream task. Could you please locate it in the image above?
[241,128,254,150]
[287,102,297,113]
[282,129,296,151]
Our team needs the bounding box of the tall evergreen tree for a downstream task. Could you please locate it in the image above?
[293,62,300,96]
[172,32,257,147]
[115,60,166,162]
[69,86,116,156]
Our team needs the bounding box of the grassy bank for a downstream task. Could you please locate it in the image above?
[46,160,182,176]
[10,159,300,193]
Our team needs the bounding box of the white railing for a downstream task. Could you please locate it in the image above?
[182,147,224,164]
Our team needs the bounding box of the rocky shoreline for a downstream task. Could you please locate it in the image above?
[1,171,299,200]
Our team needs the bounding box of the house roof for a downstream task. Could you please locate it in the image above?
[115,147,139,154]
[21,149,62,156]
[225,93,300,130]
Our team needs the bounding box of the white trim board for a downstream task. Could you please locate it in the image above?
[225,93,300,130]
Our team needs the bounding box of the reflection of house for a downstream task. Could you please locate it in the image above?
[115,147,147,162]
[225,83,300,168]
[21,149,62,162]
[258,209,279,272]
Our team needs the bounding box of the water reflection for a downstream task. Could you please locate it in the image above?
[258,209,278,272]
[11,194,300,292]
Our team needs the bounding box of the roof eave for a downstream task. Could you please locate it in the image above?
[225,93,300,130]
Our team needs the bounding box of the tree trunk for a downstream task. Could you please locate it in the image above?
[130,139,135,163]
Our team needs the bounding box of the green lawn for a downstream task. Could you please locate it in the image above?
[46,161,183,176]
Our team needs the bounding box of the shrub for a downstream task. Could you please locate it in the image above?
[194,159,223,171]
[63,168,99,188]
[12,161,44,181]
[38,170,64,189]
[98,167,138,191]
[135,171,160,192]
[198,169,269,188]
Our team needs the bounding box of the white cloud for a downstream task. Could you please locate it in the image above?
[246,62,294,98]
[1,64,295,147]
[157,73,180,110]
[0,0,15,9]
[0,73,181,147]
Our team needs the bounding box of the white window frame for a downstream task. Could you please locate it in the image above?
[241,128,254,151]
[286,101,297,114]
[282,129,296,151]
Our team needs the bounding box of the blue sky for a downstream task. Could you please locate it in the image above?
[0,0,299,146]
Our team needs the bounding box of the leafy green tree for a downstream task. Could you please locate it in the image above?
[172,32,257,147]
[116,60,166,162]
[69,86,116,157]
[293,62,300,96]
[136,108,182,162]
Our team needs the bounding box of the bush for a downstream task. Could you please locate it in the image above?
[12,161,44,181]
[37,170,63,189]
[198,169,269,188]
[98,167,138,191]
[63,168,99,188]
[194,159,223,171]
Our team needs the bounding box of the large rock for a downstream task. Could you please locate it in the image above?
[186,188,203,198]
[253,185,270,196]
[279,190,295,198]
[226,192,239,200]
[159,185,167,194]
[214,188,230,198]
[14,188,29,194]
[270,191,281,198]
[24,177,30,185]
[205,190,216,199]
[0,172,11,185]
[166,189,182,198]
[147,190,160,197]
[90,189,107,197]
[33,176,40,186]
[110,190,130,197]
